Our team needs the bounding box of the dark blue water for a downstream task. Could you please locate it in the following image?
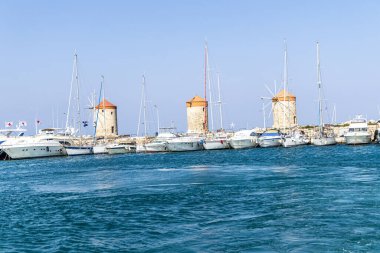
[1,145,380,252]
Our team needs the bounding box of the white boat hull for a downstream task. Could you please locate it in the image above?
[136,144,147,153]
[93,145,108,154]
[167,141,203,152]
[203,139,230,150]
[345,135,371,145]
[66,146,93,156]
[145,142,168,152]
[107,147,128,154]
[107,145,136,154]
[282,137,308,148]
[258,138,282,148]
[312,137,337,146]
[0,143,66,160]
[228,139,257,149]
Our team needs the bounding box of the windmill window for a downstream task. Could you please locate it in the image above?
[111,112,113,115]
[111,126,114,133]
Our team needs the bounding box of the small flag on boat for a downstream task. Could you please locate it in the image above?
[82,121,88,127]
[5,121,13,128]
[36,119,41,124]
[19,121,27,127]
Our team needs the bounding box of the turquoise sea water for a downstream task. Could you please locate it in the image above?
[1,145,380,252]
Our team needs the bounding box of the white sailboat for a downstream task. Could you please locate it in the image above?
[203,73,230,150]
[136,75,151,153]
[92,76,108,154]
[282,129,308,147]
[276,41,306,148]
[64,53,93,156]
[312,42,337,146]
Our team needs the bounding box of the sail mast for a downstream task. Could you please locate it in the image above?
[93,77,103,144]
[283,40,288,132]
[203,43,208,134]
[206,42,214,131]
[74,53,82,145]
[102,75,107,142]
[216,72,223,130]
[317,42,323,130]
[65,53,76,133]
[143,76,147,137]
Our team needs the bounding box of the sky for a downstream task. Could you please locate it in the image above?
[1,0,380,135]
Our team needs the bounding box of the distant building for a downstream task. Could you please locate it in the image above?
[272,89,297,129]
[95,99,118,137]
[186,96,208,134]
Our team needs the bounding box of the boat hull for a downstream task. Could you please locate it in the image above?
[66,146,93,156]
[167,141,203,152]
[312,137,337,146]
[107,145,136,154]
[145,142,168,152]
[228,139,257,149]
[345,135,371,145]
[203,140,230,150]
[0,144,66,160]
[282,137,308,148]
[93,145,108,154]
[107,147,128,154]
[258,138,282,148]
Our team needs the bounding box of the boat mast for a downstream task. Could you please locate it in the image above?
[143,76,147,137]
[206,42,214,131]
[137,75,147,137]
[93,78,103,144]
[317,42,323,131]
[74,53,82,145]
[203,43,208,134]
[216,72,223,130]
[261,98,266,129]
[154,105,160,134]
[102,75,107,142]
[283,40,288,132]
[65,53,76,133]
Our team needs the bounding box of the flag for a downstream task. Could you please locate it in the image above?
[36,119,41,125]
[5,121,13,128]
[19,121,27,127]
[82,121,88,127]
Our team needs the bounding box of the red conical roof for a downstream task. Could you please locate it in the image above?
[95,99,117,109]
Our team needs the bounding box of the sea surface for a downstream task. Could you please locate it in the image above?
[1,145,380,252]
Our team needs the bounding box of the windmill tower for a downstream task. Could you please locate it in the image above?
[95,99,118,137]
[186,96,208,134]
[272,90,297,129]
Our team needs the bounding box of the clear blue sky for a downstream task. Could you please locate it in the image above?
[1,0,380,135]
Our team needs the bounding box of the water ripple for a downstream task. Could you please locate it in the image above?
[1,145,380,252]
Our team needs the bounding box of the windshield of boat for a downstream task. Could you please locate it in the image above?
[349,128,367,132]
